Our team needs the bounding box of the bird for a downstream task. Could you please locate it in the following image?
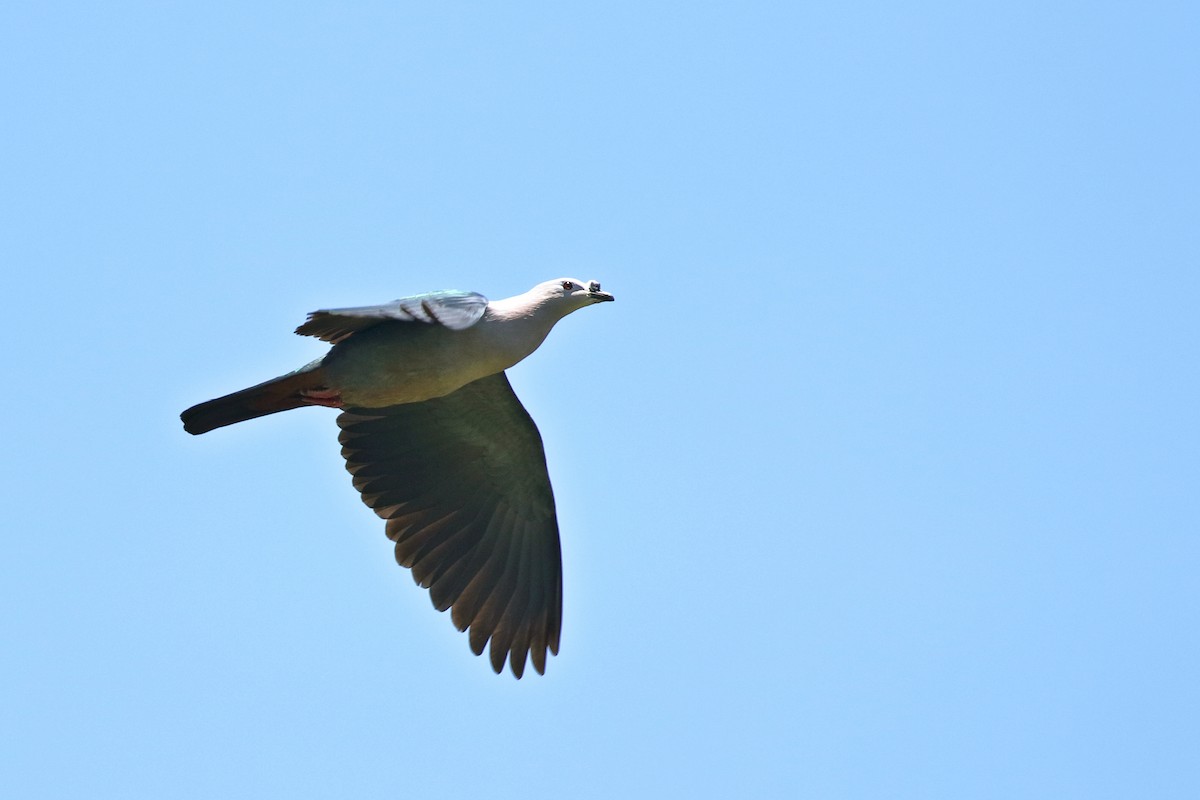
[181,278,614,677]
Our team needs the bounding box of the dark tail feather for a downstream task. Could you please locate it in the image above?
[181,361,329,435]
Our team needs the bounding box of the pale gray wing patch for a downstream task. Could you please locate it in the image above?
[336,372,562,678]
[297,290,488,343]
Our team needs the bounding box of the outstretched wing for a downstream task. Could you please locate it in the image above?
[296,290,488,343]
[336,372,563,678]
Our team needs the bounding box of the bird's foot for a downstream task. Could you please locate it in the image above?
[299,387,345,408]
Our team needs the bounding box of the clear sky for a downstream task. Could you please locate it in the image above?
[3,2,1197,798]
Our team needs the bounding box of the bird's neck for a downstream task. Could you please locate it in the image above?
[483,293,573,366]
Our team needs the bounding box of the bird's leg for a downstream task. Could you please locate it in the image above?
[298,387,345,408]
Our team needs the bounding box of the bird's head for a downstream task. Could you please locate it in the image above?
[533,278,615,314]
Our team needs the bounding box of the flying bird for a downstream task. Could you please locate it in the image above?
[181,278,614,677]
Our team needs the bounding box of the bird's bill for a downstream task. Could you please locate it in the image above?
[586,280,615,302]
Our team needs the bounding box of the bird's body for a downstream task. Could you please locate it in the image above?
[322,296,561,407]
[181,278,613,677]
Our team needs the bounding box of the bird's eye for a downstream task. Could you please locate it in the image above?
[561,281,574,290]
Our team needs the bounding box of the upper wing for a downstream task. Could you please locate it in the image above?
[296,290,488,343]
[336,372,563,678]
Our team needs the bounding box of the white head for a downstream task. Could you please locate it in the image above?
[544,277,614,303]
[489,278,615,328]
[527,277,615,316]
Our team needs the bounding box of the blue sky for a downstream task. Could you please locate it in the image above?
[3,2,1197,797]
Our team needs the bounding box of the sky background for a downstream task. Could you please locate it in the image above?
[3,2,1198,798]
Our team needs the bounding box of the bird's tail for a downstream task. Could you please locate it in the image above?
[181,359,330,435]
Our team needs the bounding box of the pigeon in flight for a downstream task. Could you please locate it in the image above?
[181,278,615,677]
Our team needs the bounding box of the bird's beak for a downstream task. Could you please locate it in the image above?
[586,280,614,302]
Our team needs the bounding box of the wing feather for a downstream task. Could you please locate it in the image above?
[336,372,562,677]
[298,290,488,343]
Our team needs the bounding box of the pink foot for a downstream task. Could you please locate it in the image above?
[299,387,345,408]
